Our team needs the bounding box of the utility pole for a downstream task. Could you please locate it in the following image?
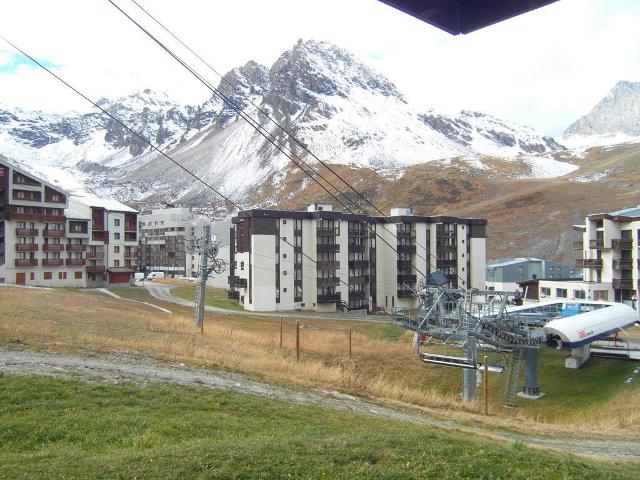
[193,224,226,332]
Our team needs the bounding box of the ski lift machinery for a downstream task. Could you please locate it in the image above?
[395,271,548,407]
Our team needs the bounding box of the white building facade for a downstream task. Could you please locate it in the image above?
[228,204,487,312]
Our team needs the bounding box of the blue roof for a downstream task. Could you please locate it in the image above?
[609,206,640,217]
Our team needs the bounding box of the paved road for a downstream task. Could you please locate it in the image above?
[1,349,639,460]
[143,282,392,323]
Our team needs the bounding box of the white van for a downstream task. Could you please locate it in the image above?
[146,272,166,281]
[134,272,145,282]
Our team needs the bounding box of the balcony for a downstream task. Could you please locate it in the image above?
[66,244,87,252]
[349,290,366,300]
[66,259,86,266]
[86,251,105,259]
[348,228,366,237]
[613,259,634,270]
[15,228,38,237]
[317,244,340,253]
[397,230,416,238]
[316,227,339,236]
[397,289,415,298]
[317,261,340,270]
[10,213,41,222]
[576,258,602,268]
[42,215,65,222]
[437,232,456,239]
[124,223,137,232]
[86,265,106,273]
[42,259,63,267]
[317,293,340,303]
[348,244,365,253]
[349,275,369,284]
[228,275,247,288]
[397,274,417,284]
[43,244,64,252]
[125,250,138,258]
[611,239,633,250]
[589,239,605,249]
[397,245,416,254]
[349,260,369,269]
[15,244,37,252]
[573,241,584,250]
[43,229,65,238]
[437,259,457,267]
[317,277,340,287]
[397,260,412,268]
[125,232,137,242]
[612,278,634,290]
[15,259,37,267]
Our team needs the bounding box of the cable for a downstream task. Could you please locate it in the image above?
[105,0,433,282]
[0,34,358,292]
[113,0,472,288]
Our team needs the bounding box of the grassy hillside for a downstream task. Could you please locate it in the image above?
[1,376,638,480]
[252,144,640,263]
[2,286,640,434]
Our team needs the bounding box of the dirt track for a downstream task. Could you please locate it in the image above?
[1,348,639,460]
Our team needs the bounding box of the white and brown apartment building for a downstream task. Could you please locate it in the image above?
[571,206,640,308]
[227,204,486,312]
[521,206,640,310]
[0,156,138,287]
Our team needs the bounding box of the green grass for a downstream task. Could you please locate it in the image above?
[1,376,638,480]
[171,284,245,311]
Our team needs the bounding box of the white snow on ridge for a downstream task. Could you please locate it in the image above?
[520,155,578,179]
[559,133,640,150]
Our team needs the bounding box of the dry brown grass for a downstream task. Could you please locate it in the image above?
[1,286,639,437]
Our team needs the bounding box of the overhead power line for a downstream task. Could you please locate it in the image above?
[0,34,360,292]
[105,0,432,281]
[112,0,474,288]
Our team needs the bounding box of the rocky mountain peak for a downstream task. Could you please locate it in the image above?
[564,80,640,138]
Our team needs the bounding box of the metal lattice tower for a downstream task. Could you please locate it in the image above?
[192,224,226,331]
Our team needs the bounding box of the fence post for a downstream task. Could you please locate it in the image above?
[483,355,489,415]
[280,317,283,349]
[296,320,300,361]
[349,328,352,358]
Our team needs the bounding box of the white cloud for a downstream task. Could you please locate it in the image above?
[0,0,638,136]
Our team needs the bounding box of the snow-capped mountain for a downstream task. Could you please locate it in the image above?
[0,39,572,204]
[561,81,640,148]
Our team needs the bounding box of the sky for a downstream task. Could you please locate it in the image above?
[0,0,639,137]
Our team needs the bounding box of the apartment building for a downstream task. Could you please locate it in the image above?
[227,204,486,312]
[570,205,640,308]
[138,207,230,278]
[486,257,579,292]
[0,156,138,287]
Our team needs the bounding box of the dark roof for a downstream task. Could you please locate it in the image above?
[378,0,559,35]
[232,208,486,225]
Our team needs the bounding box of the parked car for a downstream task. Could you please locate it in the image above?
[145,271,166,281]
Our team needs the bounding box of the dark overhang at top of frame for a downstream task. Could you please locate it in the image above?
[378,0,559,35]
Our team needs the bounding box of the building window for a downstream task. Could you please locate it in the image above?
[283,254,287,259]
[556,288,567,298]
[114,246,120,254]
[283,271,287,276]
[283,288,287,293]
[75,271,82,279]
[114,233,120,240]
[114,219,120,226]
[44,272,52,280]
[541,287,551,296]
[573,290,586,299]
[282,220,287,224]
[114,260,120,267]
[241,261,245,270]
